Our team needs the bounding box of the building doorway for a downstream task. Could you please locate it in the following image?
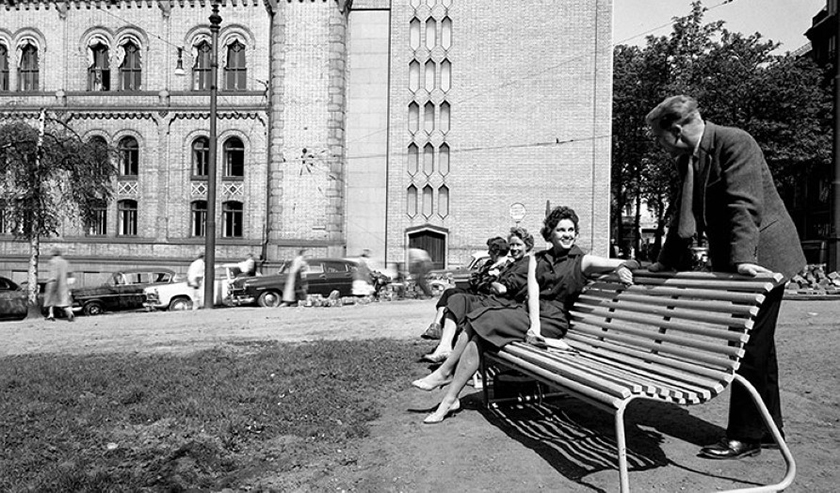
[408,229,446,270]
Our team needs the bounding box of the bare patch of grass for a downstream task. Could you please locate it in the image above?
[0,339,418,491]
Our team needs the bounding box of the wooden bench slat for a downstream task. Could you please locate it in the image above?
[631,272,782,292]
[580,290,760,316]
[586,282,766,304]
[499,346,642,400]
[569,315,746,358]
[564,332,737,382]
[575,296,755,328]
[634,270,784,284]
[568,321,745,367]
[570,308,750,345]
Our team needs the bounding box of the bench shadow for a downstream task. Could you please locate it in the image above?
[469,392,731,492]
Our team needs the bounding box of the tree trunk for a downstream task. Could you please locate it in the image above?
[25,235,41,319]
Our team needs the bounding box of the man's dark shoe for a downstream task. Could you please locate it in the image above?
[699,439,760,460]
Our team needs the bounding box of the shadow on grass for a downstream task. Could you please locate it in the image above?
[474,393,728,493]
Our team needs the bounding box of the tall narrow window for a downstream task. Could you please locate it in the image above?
[193,41,212,91]
[222,201,243,238]
[119,41,141,91]
[192,137,209,178]
[118,137,139,176]
[441,17,453,50]
[18,43,39,92]
[438,185,449,218]
[409,18,421,51]
[88,43,110,91]
[425,19,436,50]
[0,45,8,91]
[86,199,108,236]
[424,60,435,92]
[408,102,419,134]
[408,60,420,92]
[224,41,247,91]
[439,143,450,175]
[223,137,244,178]
[407,185,418,218]
[440,102,451,134]
[118,199,138,236]
[422,185,433,217]
[441,60,451,92]
[424,102,435,134]
[191,200,207,237]
[423,143,434,175]
[407,143,419,175]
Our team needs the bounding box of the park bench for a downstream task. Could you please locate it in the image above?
[480,270,796,493]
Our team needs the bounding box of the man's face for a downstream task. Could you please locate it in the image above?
[650,124,690,157]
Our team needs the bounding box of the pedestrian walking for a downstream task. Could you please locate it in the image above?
[44,247,75,321]
[187,253,205,310]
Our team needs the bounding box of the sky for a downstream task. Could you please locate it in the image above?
[613,0,826,52]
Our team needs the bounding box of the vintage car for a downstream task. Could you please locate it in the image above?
[0,276,34,321]
[72,268,182,316]
[228,257,359,307]
[143,264,241,311]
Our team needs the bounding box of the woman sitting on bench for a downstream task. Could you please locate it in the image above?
[412,205,638,423]
[422,227,535,363]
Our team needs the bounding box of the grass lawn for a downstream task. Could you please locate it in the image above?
[0,339,418,492]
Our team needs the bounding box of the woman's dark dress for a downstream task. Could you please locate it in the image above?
[467,245,587,350]
[435,256,510,309]
[445,255,530,324]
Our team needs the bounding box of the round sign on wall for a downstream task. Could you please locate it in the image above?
[509,202,526,223]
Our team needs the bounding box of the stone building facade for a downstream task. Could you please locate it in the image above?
[0,0,613,284]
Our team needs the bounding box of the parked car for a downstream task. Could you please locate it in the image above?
[72,268,182,316]
[229,257,360,307]
[143,264,240,311]
[0,276,48,320]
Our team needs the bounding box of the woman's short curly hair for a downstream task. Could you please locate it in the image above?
[540,206,579,241]
[486,236,510,257]
[508,226,535,252]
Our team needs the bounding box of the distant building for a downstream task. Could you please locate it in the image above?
[0,0,613,283]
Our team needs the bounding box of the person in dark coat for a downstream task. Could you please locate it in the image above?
[412,206,637,423]
[645,95,806,460]
[421,228,532,363]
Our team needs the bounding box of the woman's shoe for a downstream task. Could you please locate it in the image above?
[45,316,55,321]
[421,322,442,340]
[421,351,450,364]
[411,375,453,391]
[423,398,461,424]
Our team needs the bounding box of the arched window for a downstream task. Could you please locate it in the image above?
[118,137,139,176]
[438,185,449,218]
[222,201,243,238]
[18,43,39,92]
[0,44,8,91]
[117,199,138,236]
[193,41,212,91]
[224,41,246,91]
[119,41,141,91]
[88,42,110,91]
[423,143,434,175]
[407,143,418,175]
[439,143,450,175]
[408,102,419,134]
[223,137,244,178]
[191,200,207,237]
[424,102,435,134]
[192,137,209,178]
[407,185,418,218]
[422,185,434,218]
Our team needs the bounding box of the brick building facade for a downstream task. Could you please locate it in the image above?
[0,0,613,284]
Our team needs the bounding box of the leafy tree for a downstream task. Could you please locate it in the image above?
[612,1,832,257]
[0,111,116,318]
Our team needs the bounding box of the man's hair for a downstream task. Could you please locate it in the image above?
[645,95,700,131]
[508,226,535,251]
[541,206,579,241]
[486,236,510,257]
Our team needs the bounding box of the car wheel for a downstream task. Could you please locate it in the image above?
[83,301,104,316]
[169,297,192,311]
[258,291,282,308]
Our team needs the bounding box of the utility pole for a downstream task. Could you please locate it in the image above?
[204,1,221,308]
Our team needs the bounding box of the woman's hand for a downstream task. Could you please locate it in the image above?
[490,281,506,295]
[616,264,634,286]
[525,325,544,346]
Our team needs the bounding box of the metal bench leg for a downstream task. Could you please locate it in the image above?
[719,374,796,493]
[615,403,630,493]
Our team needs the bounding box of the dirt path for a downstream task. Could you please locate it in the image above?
[2,298,838,492]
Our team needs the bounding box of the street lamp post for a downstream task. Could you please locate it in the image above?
[204,1,221,308]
